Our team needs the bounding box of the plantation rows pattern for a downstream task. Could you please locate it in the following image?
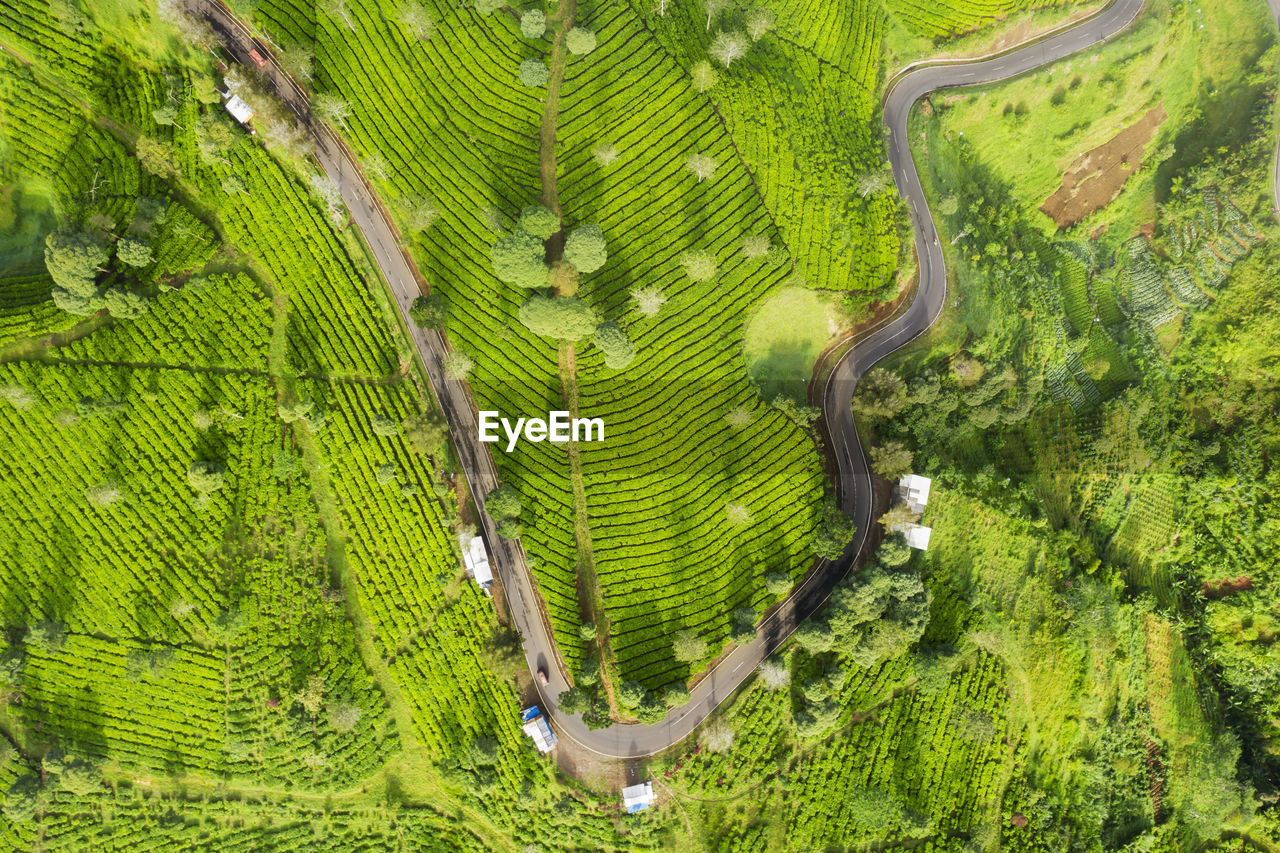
[254,0,826,685]
[253,0,595,669]
[557,0,826,686]
[0,362,397,787]
[882,0,1078,38]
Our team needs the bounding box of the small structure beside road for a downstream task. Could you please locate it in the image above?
[221,91,253,127]
[622,781,655,813]
[897,474,933,550]
[521,706,557,753]
[460,534,493,592]
[897,473,931,513]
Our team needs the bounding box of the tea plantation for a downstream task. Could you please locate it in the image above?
[3,0,1280,849]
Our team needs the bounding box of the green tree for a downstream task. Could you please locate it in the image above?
[187,460,226,496]
[519,8,545,38]
[637,693,667,723]
[868,440,914,480]
[518,295,599,341]
[136,136,180,179]
[558,686,587,714]
[152,102,181,127]
[518,204,559,239]
[765,571,792,597]
[853,368,906,420]
[617,680,645,709]
[409,293,447,329]
[518,58,549,87]
[811,498,856,559]
[793,619,833,653]
[577,621,598,641]
[491,228,548,288]
[26,621,66,653]
[58,759,101,796]
[103,288,148,320]
[672,629,707,663]
[45,231,107,315]
[486,484,522,520]
[566,27,596,55]
[405,409,449,457]
[370,414,400,437]
[662,681,690,705]
[2,776,40,823]
[770,394,822,428]
[564,223,607,273]
[577,658,600,687]
[591,322,636,369]
[878,536,912,568]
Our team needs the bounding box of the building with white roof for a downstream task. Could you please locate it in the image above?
[904,525,932,551]
[898,474,932,514]
[622,781,655,813]
[222,93,253,125]
[460,534,493,590]
[520,706,557,753]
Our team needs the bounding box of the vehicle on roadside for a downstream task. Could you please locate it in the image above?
[537,667,549,686]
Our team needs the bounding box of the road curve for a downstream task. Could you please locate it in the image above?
[189,0,1144,761]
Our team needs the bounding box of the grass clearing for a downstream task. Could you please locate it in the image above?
[743,286,840,401]
[927,0,1272,243]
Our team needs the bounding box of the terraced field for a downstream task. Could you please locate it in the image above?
[883,0,1082,38]
[251,0,833,686]
[0,14,565,819]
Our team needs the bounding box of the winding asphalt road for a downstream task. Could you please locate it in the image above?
[191,0,1145,760]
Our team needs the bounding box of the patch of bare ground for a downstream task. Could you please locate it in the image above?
[1041,105,1167,228]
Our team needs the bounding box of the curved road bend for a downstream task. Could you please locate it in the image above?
[189,0,1144,760]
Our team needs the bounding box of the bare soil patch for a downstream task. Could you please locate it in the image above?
[1040,105,1166,228]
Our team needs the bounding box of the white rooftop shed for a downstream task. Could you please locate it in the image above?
[904,525,932,551]
[622,782,655,813]
[898,474,932,513]
[460,534,493,589]
[222,93,253,125]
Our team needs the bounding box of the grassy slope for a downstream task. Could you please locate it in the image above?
[928,0,1272,243]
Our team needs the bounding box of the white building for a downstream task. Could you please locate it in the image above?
[521,706,557,753]
[222,92,254,126]
[622,781,655,813]
[904,525,932,551]
[460,534,493,590]
[898,474,932,514]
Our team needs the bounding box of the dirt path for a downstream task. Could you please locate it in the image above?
[534,0,622,715]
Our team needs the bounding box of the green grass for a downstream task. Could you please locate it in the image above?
[881,0,1092,66]
[743,286,840,400]
[926,0,1272,243]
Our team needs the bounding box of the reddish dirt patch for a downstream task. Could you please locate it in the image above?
[1040,105,1167,228]
[1202,575,1254,599]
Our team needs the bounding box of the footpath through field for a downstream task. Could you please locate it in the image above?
[187,0,1145,762]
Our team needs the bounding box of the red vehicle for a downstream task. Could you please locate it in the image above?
[536,667,549,687]
[248,47,267,67]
